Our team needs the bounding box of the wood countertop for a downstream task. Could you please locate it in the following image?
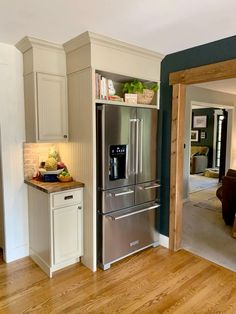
[24,179,85,194]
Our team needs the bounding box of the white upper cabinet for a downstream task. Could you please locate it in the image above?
[37,73,68,141]
[16,37,68,142]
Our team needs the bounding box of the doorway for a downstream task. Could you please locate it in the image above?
[183,87,236,270]
[169,59,236,251]
[187,100,233,197]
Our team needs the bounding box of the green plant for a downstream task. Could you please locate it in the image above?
[149,83,158,92]
[122,80,144,94]
[122,80,158,94]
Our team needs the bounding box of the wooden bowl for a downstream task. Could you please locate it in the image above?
[57,176,73,182]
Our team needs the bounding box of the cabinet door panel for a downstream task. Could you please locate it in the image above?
[53,205,81,264]
[37,73,68,141]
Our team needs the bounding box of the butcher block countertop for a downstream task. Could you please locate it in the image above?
[24,179,85,194]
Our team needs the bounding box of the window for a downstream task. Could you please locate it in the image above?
[215,115,224,168]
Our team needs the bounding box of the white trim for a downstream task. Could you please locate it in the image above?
[30,248,81,278]
[213,109,223,168]
[159,234,169,248]
[95,99,158,110]
[16,36,63,53]
[226,107,234,170]
[63,31,164,61]
[4,245,29,263]
[191,100,234,110]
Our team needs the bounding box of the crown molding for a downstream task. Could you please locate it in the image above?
[64,31,164,61]
[15,36,64,53]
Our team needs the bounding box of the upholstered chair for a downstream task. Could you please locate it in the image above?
[216,169,236,226]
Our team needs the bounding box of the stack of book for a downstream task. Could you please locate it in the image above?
[95,73,123,101]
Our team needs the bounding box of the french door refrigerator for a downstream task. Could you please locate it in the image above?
[96,104,160,270]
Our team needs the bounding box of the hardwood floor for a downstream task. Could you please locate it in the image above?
[0,247,236,313]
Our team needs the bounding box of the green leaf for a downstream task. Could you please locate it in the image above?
[122,80,158,94]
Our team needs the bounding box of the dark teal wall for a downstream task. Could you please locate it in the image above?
[191,108,216,168]
[159,35,236,236]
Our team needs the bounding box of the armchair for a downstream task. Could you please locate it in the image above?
[190,146,209,174]
[216,169,236,226]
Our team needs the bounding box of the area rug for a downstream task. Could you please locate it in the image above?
[194,195,221,212]
[189,174,219,193]
[183,188,236,272]
[204,168,219,178]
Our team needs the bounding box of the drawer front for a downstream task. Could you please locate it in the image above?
[52,189,82,209]
[101,202,160,265]
[99,186,135,214]
[135,182,160,205]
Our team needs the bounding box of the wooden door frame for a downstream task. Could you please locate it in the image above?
[169,58,236,250]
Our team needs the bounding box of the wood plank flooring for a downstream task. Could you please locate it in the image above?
[0,247,236,313]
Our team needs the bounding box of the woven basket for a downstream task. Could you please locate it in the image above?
[137,89,154,105]
[57,176,73,182]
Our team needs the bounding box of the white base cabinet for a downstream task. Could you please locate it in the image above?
[28,186,83,277]
[53,204,83,264]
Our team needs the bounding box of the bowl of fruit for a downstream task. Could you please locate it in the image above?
[57,170,73,182]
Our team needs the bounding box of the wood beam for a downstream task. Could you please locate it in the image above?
[169,59,236,85]
[169,84,186,251]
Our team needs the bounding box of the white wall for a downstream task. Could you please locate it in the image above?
[184,85,236,199]
[0,43,28,262]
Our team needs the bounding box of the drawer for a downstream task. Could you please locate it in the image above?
[101,202,160,266]
[51,189,82,209]
[99,186,135,214]
[135,182,160,205]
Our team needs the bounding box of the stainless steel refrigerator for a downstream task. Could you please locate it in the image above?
[97,104,160,270]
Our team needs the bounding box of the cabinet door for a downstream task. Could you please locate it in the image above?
[37,73,68,141]
[53,205,83,265]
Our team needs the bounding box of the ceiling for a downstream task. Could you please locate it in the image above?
[1,0,236,54]
[194,78,236,95]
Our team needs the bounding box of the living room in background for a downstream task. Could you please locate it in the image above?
[169,72,236,250]
[191,107,216,169]
[183,93,234,201]
[178,85,235,269]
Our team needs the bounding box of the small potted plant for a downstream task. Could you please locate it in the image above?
[122,80,158,105]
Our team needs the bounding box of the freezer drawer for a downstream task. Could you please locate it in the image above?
[98,186,135,214]
[135,182,160,205]
[100,202,160,269]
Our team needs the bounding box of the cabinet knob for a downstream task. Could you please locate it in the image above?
[78,206,82,210]
[64,135,68,138]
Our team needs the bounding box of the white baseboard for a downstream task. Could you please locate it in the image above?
[4,244,29,263]
[159,234,169,248]
[30,248,81,278]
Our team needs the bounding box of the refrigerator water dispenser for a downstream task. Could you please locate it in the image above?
[109,145,127,180]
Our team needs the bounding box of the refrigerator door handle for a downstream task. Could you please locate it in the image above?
[113,190,134,197]
[135,119,140,175]
[139,119,144,174]
[129,119,137,175]
[107,204,160,221]
[139,183,161,190]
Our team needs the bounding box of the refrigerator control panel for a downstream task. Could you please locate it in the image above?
[109,145,127,180]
